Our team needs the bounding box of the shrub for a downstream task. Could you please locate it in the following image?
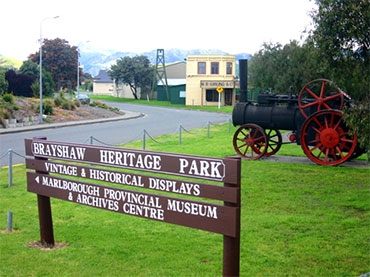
[59,91,66,99]
[36,100,54,115]
[61,100,76,111]
[0,108,11,119]
[54,97,63,107]
[44,101,54,115]
[343,97,370,161]
[55,94,77,111]
[73,99,80,107]
[91,100,108,109]
[2,93,14,104]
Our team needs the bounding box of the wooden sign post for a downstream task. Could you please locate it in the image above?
[25,137,241,276]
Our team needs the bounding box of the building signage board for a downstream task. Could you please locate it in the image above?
[200,80,239,89]
[25,137,241,276]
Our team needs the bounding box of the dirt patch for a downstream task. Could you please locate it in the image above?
[47,104,124,123]
[27,241,69,250]
[9,97,123,124]
[1,229,20,234]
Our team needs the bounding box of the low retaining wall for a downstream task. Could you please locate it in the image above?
[4,116,39,128]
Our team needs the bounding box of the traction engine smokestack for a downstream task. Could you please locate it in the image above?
[239,59,248,102]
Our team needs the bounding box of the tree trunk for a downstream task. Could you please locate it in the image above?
[130,86,139,100]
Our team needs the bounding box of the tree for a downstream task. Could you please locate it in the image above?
[19,60,39,76]
[31,69,55,98]
[310,0,369,100]
[343,97,370,160]
[18,60,55,97]
[109,55,153,100]
[249,41,320,94]
[309,0,370,158]
[248,42,282,92]
[5,69,36,97]
[29,38,78,91]
[79,72,93,91]
[0,67,8,95]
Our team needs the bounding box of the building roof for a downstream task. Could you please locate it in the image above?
[94,62,187,85]
[165,62,186,78]
[93,70,112,83]
[158,78,186,86]
[187,54,236,61]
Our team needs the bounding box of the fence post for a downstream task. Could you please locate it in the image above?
[7,211,13,232]
[8,149,12,187]
[179,125,182,145]
[142,130,146,150]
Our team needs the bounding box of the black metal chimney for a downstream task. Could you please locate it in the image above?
[239,59,248,102]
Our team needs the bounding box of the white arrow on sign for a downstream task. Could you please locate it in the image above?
[35,176,39,184]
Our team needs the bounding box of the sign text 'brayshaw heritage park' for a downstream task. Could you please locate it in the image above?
[25,137,241,276]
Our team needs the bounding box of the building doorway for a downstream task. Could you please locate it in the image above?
[224,89,233,105]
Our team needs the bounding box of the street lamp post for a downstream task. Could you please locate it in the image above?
[39,16,59,124]
[76,47,80,94]
[76,41,89,95]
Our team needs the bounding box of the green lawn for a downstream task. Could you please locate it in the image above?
[89,94,235,114]
[1,120,369,276]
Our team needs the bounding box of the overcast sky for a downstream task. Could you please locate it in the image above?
[2,0,316,60]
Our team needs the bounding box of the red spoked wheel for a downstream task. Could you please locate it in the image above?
[264,129,282,157]
[298,79,345,118]
[233,124,267,159]
[300,110,357,166]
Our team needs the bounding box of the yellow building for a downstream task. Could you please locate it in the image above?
[185,54,237,106]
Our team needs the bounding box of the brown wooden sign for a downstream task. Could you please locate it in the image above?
[25,159,239,203]
[27,172,238,236]
[25,137,241,276]
[25,139,235,182]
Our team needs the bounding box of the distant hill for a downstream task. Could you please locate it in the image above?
[79,49,252,77]
[0,56,22,69]
[1,49,252,77]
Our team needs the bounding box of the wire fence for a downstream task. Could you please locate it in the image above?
[1,149,27,188]
[1,119,233,187]
[1,119,234,232]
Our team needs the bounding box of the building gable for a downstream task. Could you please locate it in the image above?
[94,70,112,83]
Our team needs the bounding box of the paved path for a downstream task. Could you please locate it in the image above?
[0,104,232,167]
[261,154,369,169]
[0,104,368,169]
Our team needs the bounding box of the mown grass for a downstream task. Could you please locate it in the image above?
[89,94,234,114]
[1,122,369,276]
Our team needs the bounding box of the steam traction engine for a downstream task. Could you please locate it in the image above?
[232,61,362,166]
